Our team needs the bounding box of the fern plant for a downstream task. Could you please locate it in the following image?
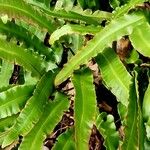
[0,0,150,149]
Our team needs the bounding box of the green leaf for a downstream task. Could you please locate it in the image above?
[0,115,17,133]
[0,131,9,145]
[0,85,34,119]
[72,68,96,150]
[130,23,150,57]
[0,115,18,145]
[0,0,55,33]
[19,92,69,150]
[109,0,120,9]
[96,48,131,107]
[27,0,112,25]
[143,83,150,122]
[143,83,150,140]
[113,0,145,18]
[55,13,145,85]
[77,0,86,8]
[121,74,144,149]
[125,49,139,64]
[49,24,102,44]
[2,71,56,148]
[0,39,47,78]
[54,0,75,10]
[53,128,75,150]
[96,113,119,150]
[0,19,54,60]
[0,60,13,88]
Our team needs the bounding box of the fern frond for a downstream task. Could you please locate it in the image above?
[72,68,96,150]
[0,114,17,133]
[0,85,35,119]
[121,74,144,149]
[55,13,146,85]
[0,131,9,145]
[96,113,119,150]
[0,19,54,60]
[113,0,146,18]
[0,60,13,88]
[2,71,57,148]
[50,24,102,45]
[109,0,120,9]
[27,0,112,25]
[130,23,150,57]
[19,92,69,150]
[53,129,75,150]
[0,0,55,32]
[0,39,47,78]
[96,48,131,106]
[143,83,150,122]
[54,0,75,10]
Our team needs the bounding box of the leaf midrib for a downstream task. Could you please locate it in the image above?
[0,3,54,32]
[0,46,43,78]
[30,101,66,150]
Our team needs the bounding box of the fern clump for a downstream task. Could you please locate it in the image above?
[0,0,149,149]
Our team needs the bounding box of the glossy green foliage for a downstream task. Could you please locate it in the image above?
[130,23,150,57]
[121,75,144,149]
[96,48,131,107]
[0,38,47,78]
[113,0,146,18]
[55,13,146,85]
[0,60,13,88]
[0,0,149,149]
[53,129,75,150]
[27,0,112,25]
[19,92,69,150]
[0,114,18,145]
[72,68,96,150]
[2,71,56,147]
[96,113,119,150]
[0,19,53,60]
[143,83,150,140]
[50,24,102,45]
[109,0,120,9]
[0,0,55,32]
[143,83,150,122]
[0,115,17,133]
[0,85,34,119]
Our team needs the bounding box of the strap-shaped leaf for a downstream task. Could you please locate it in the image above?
[121,75,143,149]
[0,39,47,78]
[0,115,17,145]
[19,92,69,150]
[53,129,75,150]
[50,24,102,44]
[55,13,146,85]
[0,19,53,60]
[0,60,13,88]
[0,0,55,33]
[96,48,131,107]
[72,68,96,150]
[109,0,120,9]
[143,83,150,122]
[54,0,75,10]
[0,115,17,133]
[0,85,34,119]
[96,113,119,150]
[143,82,150,140]
[0,131,9,145]
[27,0,112,25]
[113,0,145,18]
[2,71,56,148]
[130,23,150,57]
